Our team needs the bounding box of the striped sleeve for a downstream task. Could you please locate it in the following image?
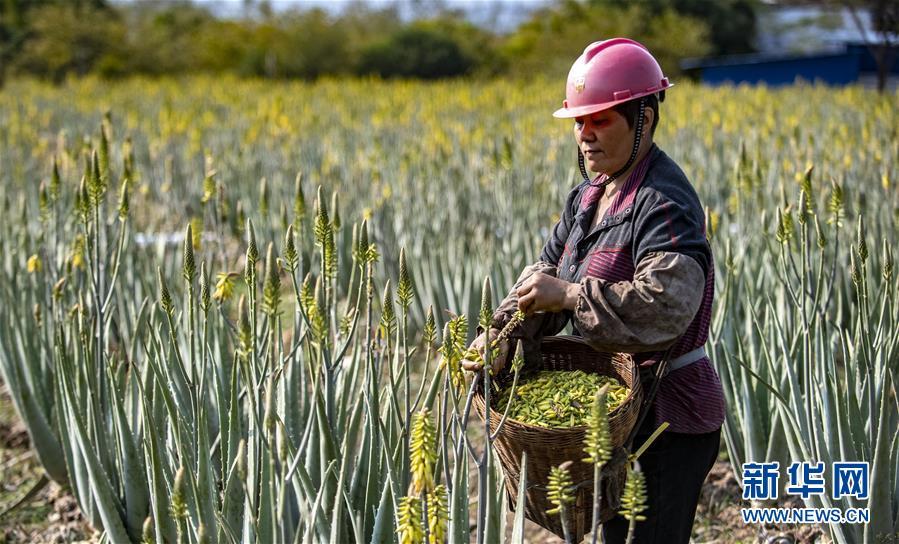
[571,251,705,353]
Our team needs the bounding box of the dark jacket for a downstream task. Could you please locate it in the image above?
[491,144,725,434]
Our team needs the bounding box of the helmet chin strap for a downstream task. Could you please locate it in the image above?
[579,97,646,188]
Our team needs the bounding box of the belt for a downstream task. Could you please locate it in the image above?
[627,346,707,449]
[662,347,707,377]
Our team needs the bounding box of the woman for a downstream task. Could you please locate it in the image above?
[463,38,726,543]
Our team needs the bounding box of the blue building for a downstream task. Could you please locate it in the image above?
[681,42,899,87]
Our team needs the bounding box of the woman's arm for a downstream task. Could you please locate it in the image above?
[570,251,704,352]
[515,177,711,353]
[512,251,704,352]
[574,176,710,352]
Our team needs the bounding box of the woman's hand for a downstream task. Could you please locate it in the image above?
[516,272,580,315]
[461,328,511,374]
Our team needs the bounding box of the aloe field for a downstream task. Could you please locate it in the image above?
[0,77,896,543]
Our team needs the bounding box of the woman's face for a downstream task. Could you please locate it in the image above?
[573,108,635,175]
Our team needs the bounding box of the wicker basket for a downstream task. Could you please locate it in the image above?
[472,335,643,543]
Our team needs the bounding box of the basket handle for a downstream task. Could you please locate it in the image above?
[623,345,673,453]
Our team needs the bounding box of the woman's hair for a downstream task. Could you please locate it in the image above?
[612,91,662,137]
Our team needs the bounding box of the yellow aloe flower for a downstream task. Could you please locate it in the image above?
[213,272,238,303]
[26,254,42,273]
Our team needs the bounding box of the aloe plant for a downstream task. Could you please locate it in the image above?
[0,79,896,543]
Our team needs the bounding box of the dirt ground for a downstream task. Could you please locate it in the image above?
[0,384,95,543]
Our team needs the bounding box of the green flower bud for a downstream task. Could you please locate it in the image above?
[50,157,61,201]
[294,172,306,223]
[814,215,826,249]
[38,181,50,221]
[619,463,648,522]
[171,466,187,519]
[262,243,281,317]
[423,306,436,347]
[379,281,396,340]
[479,276,493,331]
[583,385,612,465]
[182,224,196,286]
[142,516,154,544]
[98,123,110,190]
[284,224,298,272]
[828,180,844,227]
[238,295,252,358]
[157,268,173,315]
[856,215,868,264]
[882,240,893,283]
[246,219,259,266]
[117,178,130,221]
[397,247,414,312]
[200,262,211,313]
[546,461,575,515]
[259,177,269,216]
[330,190,341,230]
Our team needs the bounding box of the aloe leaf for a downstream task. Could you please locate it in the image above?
[256,443,275,544]
[865,372,894,541]
[195,405,218,541]
[110,366,149,541]
[0,321,67,482]
[220,450,245,543]
[510,452,527,544]
[483,459,504,544]
[368,484,393,544]
[60,368,131,542]
[449,445,468,544]
[136,377,177,543]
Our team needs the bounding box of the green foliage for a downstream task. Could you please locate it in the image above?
[503,0,712,78]
[360,24,476,79]
[222,9,352,78]
[1,0,737,82]
[593,0,756,55]
[5,1,127,82]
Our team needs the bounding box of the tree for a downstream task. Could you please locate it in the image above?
[501,0,711,79]
[360,24,476,79]
[1,0,110,85]
[11,1,126,82]
[842,0,898,92]
[591,0,758,54]
[121,2,217,75]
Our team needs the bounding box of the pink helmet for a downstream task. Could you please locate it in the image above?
[553,38,672,119]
